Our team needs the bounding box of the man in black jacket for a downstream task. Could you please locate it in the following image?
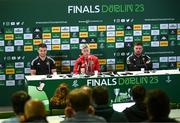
[127,42,152,71]
[31,43,56,75]
[145,89,178,122]
[92,86,128,122]
[123,85,148,122]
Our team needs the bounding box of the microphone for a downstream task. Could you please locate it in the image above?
[143,57,149,73]
[88,55,93,74]
[46,61,52,78]
[77,61,82,73]
[46,61,50,74]
[84,56,88,74]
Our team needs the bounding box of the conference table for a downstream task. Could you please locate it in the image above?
[25,69,180,110]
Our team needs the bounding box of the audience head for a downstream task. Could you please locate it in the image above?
[80,86,94,114]
[134,42,143,56]
[24,99,46,119]
[92,86,109,106]
[11,90,31,115]
[56,83,69,97]
[145,89,170,119]
[81,86,92,98]
[132,85,146,103]
[81,86,92,96]
[67,88,90,112]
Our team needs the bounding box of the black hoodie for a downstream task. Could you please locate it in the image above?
[123,102,148,122]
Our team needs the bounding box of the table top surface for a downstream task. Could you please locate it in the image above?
[25,69,180,81]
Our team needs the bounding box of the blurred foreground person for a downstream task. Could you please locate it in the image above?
[62,88,106,123]
[123,85,148,122]
[92,86,128,122]
[50,83,69,107]
[145,89,178,122]
[2,91,30,123]
[24,99,48,123]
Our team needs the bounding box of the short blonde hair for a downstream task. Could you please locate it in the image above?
[81,44,89,50]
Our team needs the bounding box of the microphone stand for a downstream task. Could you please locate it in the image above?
[143,58,149,73]
[85,57,88,75]
[78,62,81,74]
[89,56,93,75]
[88,55,93,75]
[47,61,52,78]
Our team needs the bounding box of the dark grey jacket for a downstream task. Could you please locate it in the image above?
[61,111,106,123]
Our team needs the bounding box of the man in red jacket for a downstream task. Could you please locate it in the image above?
[73,44,100,75]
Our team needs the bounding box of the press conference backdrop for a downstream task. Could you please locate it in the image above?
[0,0,180,106]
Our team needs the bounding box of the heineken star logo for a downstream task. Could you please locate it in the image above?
[72,80,79,87]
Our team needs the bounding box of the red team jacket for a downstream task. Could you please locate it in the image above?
[73,55,100,74]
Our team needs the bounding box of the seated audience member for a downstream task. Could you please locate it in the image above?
[50,83,69,108]
[81,86,93,97]
[145,89,178,122]
[24,99,48,123]
[62,88,106,123]
[123,85,148,122]
[64,86,94,118]
[127,42,152,71]
[81,86,93,103]
[92,86,128,122]
[81,86,94,114]
[73,44,100,75]
[2,91,31,123]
